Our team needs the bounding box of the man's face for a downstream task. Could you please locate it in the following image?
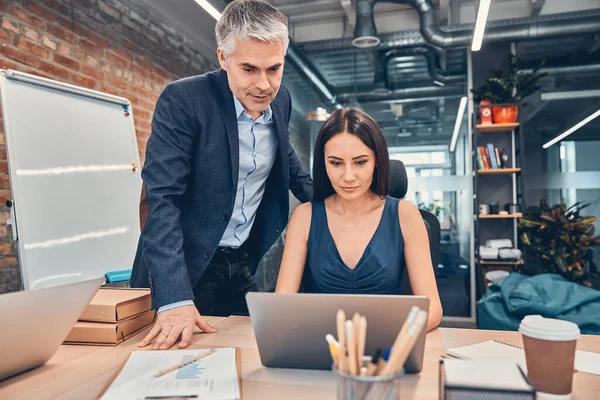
[218,39,285,120]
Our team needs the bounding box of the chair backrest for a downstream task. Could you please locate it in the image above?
[389,159,441,295]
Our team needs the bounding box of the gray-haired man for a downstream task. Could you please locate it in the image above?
[131,0,313,350]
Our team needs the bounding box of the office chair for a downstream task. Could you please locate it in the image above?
[389,160,441,295]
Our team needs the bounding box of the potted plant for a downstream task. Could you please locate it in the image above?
[519,199,600,289]
[471,53,547,124]
[418,201,455,230]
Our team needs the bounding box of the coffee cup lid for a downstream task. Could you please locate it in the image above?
[519,315,580,341]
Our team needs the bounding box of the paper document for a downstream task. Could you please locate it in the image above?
[575,349,600,375]
[447,340,600,376]
[101,348,240,400]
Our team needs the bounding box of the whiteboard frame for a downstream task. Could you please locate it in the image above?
[0,69,141,289]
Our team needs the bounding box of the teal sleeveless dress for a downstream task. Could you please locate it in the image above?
[305,196,405,294]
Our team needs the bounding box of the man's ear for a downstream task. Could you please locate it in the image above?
[217,48,227,71]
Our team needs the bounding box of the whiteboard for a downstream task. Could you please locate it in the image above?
[0,70,142,289]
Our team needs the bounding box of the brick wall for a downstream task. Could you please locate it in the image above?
[0,0,212,293]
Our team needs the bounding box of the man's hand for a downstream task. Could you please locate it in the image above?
[139,305,216,350]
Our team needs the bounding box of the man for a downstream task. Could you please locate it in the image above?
[131,0,312,351]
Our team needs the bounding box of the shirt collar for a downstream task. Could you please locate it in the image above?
[233,96,273,122]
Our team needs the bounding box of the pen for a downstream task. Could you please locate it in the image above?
[154,348,216,377]
[325,334,340,368]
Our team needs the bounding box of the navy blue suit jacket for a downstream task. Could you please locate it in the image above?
[131,69,313,309]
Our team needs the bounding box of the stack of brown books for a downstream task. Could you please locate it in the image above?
[65,288,155,346]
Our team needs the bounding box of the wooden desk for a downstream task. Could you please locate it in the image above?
[1,316,599,399]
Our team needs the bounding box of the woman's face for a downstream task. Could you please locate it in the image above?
[324,132,376,200]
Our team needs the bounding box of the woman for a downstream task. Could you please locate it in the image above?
[275,108,443,331]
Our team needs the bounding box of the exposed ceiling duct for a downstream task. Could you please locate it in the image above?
[334,46,464,97]
[384,47,465,85]
[353,0,380,48]
[354,0,600,48]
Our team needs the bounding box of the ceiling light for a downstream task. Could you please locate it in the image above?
[433,80,445,87]
[449,96,468,152]
[471,0,491,51]
[371,87,392,95]
[352,36,380,48]
[390,104,403,117]
[543,108,600,149]
[306,107,330,121]
[194,0,221,20]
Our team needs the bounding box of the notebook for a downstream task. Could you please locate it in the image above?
[442,359,534,393]
[446,340,600,376]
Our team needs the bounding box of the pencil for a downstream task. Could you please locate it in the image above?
[154,348,216,377]
[367,349,381,376]
[380,310,428,376]
[336,310,347,372]
[357,316,367,375]
[346,320,358,375]
[352,313,360,339]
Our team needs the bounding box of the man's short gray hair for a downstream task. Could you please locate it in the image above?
[215,0,289,57]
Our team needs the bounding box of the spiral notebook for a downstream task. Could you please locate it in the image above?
[447,340,528,371]
[446,340,600,376]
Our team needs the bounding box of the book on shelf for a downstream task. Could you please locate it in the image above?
[476,144,509,170]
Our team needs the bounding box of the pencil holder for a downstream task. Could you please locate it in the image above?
[333,366,404,400]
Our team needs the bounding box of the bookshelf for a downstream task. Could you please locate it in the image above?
[477,168,521,175]
[473,103,526,298]
[479,259,524,266]
[476,123,520,133]
[478,213,522,219]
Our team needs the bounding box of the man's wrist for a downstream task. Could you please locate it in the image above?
[157,300,194,313]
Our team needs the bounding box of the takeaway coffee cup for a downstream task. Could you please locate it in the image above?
[518,315,580,399]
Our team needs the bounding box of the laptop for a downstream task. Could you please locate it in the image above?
[246,292,430,373]
[0,277,105,381]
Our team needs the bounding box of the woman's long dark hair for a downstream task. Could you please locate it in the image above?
[312,108,390,202]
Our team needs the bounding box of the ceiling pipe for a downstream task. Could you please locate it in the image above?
[336,85,463,103]
[286,42,342,108]
[353,0,600,48]
[521,63,600,75]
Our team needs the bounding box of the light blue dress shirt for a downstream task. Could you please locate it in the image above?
[158,97,278,313]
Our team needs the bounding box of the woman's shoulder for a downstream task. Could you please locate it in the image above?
[288,203,313,242]
[397,199,421,220]
[292,202,313,218]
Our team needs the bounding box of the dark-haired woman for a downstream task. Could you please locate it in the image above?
[275,108,442,331]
